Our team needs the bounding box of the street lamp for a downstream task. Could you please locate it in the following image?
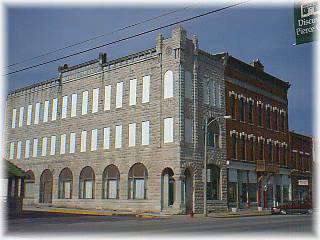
[203,115,231,216]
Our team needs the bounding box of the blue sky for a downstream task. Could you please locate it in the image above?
[6,5,314,136]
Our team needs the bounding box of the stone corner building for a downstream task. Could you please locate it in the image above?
[4,26,313,215]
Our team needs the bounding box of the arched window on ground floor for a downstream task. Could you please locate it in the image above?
[102,165,120,199]
[58,168,73,199]
[128,163,148,200]
[79,166,95,199]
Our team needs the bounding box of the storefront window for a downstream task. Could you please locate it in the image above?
[207,165,220,200]
[276,185,281,204]
[241,183,247,203]
[283,186,289,202]
[248,183,257,202]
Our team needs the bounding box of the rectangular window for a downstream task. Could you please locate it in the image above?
[128,123,136,147]
[25,139,30,159]
[32,138,38,157]
[274,111,278,130]
[43,100,49,122]
[9,142,15,159]
[60,134,66,154]
[141,121,150,146]
[164,117,174,143]
[50,136,56,156]
[104,85,111,111]
[142,75,150,103]
[258,104,262,126]
[232,133,237,159]
[116,82,123,108]
[164,71,173,99]
[250,139,254,162]
[11,109,16,128]
[62,96,68,119]
[103,127,110,149]
[41,137,47,156]
[239,98,245,122]
[71,93,77,117]
[115,125,122,148]
[17,141,22,159]
[52,98,58,121]
[81,130,87,152]
[268,142,273,163]
[230,95,236,119]
[18,107,24,127]
[241,135,246,160]
[248,101,253,124]
[135,179,145,199]
[129,79,137,106]
[92,88,99,113]
[34,103,40,124]
[82,91,88,115]
[70,133,76,153]
[91,129,98,151]
[185,118,193,143]
[27,105,32,125]
[281,113,286,131]
[259,141,264,160]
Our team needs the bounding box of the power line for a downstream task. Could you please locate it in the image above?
[6,1,249,76]
[7,6,190,68]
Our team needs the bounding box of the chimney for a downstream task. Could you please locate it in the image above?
[251,58,264,71]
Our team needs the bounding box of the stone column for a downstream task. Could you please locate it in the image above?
[174,174,184,214]
[52,172,58,202]
[163,174,169,208]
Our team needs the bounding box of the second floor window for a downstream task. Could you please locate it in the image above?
[240,135,246,160]
[266,107,271,129]
[239,98,245,122]
[268,142,273,163]
[259,141,264,160]
[258,104,262,126]
[231,133,237,159]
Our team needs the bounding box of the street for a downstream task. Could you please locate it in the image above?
[6,212,313,236]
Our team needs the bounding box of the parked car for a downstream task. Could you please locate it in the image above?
[271,200,312,215]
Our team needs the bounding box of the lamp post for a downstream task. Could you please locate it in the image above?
[203,115,231,216]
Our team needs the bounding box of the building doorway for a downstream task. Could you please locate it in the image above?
[184,168,193,214]
[39,169,53,204]
[161,168,175,210]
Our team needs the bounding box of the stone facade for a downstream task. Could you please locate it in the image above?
[5,26,228,214]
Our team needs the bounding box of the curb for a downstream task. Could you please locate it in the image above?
[209,213,271,218]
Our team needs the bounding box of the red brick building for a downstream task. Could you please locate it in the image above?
[289,131,313,202]
[214,53,303,209]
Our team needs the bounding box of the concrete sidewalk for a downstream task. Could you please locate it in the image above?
[207,209,271,218]
[23,206,165,219]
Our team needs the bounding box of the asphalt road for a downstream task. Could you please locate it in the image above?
[6,212,314,236]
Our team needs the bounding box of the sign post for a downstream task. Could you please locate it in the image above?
[294,0,318,45]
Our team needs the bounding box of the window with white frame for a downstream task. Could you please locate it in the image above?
[41,137,47,156]
[115,125,122,148]
[128,123,136,147]
[116,82,123,108]
[43,100,49,122]
[185,118,193,143]
[11,109,16,128]
[17,141,22,159]
[81,130,87,152]
[50,136,56,156]
[164,70,173,99]
[32,138,38,157]
[92,88,99,113]
[91,129,98,151]
[142,75,150,103]
[52,98,58,121]
[129,79,137,106]
[18,107,24,127]
[185,71,193,99]
[164,117,174,143]
[27,105,32,125]
[141,121,150,146]
[103,127,110,149]
[60,134,66,154]
[62,96,68,119]
[70,133,76,153]
[25,139,30,158]
[9,142,15,159]
[104,85,111,111]
[71,94,77,117]
[82,91,88,115]
[34,102,40,124]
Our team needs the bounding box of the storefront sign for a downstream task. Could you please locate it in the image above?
[294,0,318,45]
[298,179,309,185]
